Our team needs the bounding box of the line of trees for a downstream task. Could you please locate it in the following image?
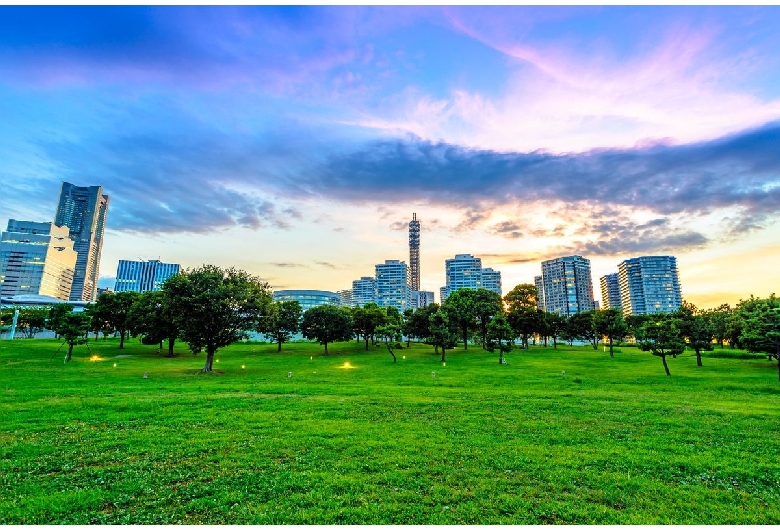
[2,269,779,379]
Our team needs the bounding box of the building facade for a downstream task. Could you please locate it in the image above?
[599,273,622,311]
[442,253,482,299]
[540,255,596,316]
[409,213,420,292]
[54,182,109,302]
[376,259,412,312]
[337,289,353,307]
[273,289,340,312]
[534,275,545,310]
[351,276,377,306]
[114,259,181,293]
[481,267,502,297]
[0,220,77,301]
[411,290,435,309]
[617,256,682,316]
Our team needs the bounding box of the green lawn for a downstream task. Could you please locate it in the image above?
[1,337,778,524]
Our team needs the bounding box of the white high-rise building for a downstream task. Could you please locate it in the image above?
[481,268,502,296]
[376,259,411,312]
[0,220,77,301]
[351,276,377,306]
[540,255,596,316]
[441,253,502,299]
[534,275,545,310]
[411,290,435,309]
[618,256,682,316]
[600,273,622,310]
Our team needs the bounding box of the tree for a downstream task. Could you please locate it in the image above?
[737,294,780,380]
[92,291,140,349]
[706,303,732,349]
[404,303,439,348]
[486,312,513,364]
[428,309,458,362]
[376,322,402,362]
[593,308,628,357]
[443,288,477,349]
[625,314,650,343]
[506,307,536,349]
[16,308,48,338]
[351,303,386,350]
[259,300,302,352]
[504,283,538,313]
[471,288,503,349]
[638,314,685,376]
[568,310,600,350]
[53,312,92,363]
[301,305,353,355]
[48,303,74,338]
[164,265,272,372]
[127,290,180,356]
[546,312,567,349]
[674,301,713,367]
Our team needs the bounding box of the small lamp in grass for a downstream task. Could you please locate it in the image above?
[288,372,292,378]
[242,365,245,370]
[113,363,117,368]
[431,371,436,378]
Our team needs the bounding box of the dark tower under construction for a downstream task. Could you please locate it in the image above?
[409,213,420,291]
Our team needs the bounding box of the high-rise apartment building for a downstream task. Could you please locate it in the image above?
[114,259,181,293]
[440,253,502,299]
[534,275,545,310]
[481,268,502,297]
[376,259,411,312]
[617,256,682,316]
[439,286,448,304]
[409,213,420,292]
[54,182,109,302]
[337,289,353,307]
[540,255,596,316]
[351,276,377,306]
[0,220,77,300]
[411,290,435,309]
[599,273,622,310]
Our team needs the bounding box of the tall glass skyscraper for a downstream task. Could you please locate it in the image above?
[114,259,181,293]
[617,256,682,316]
[54,182,109,302]
[599,273,622,310]
[376,259,411,311]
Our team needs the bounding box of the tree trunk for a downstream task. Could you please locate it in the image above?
[609,337,614,358]
[661,355,670,376]
[167,337,176,357]
[498,351,503,365]
[434,344,439,355]
[365,336,369,351]
[277,339,282,352]
[324,341,329,355]
[696,348,702,367]
[65,344,73,363]
[407,336,411,348]
[388,347,396,363]
[553,337,557,349]
[441,346,446,362]
[202,350,215,372]
[543,335,548,347]
[119,330,125,349]
[462,327,468,350]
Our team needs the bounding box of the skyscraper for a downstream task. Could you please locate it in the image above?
[54,182,109,302]
[352,276,377,306]
[376,259,412,311]
[540,255,596,316]
[600,273,622,310]
[534,275,545,310]
[114,259,181,293]
[409,213,420,292]
[0,220,77,300]
[481,267,502,297]
[441,253,502,299]
[617,256,682,316]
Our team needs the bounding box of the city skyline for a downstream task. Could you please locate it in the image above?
[2,6,780,308]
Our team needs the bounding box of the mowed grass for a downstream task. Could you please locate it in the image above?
[1,337,779,524]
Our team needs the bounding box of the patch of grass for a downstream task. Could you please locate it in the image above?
[0,337,778,524]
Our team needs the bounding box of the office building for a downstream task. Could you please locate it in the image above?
[534,275,545,310]
[54,182,109,302]
[540,255,596,316]
[376,259,412,312]
[351,277,377,306]
[0,220,77,301]
[114,259,181,293]
[600,273,622,311]
[618,256,682,316]
[409,213,421,292]
[273,290,340,312]
[337,289,353,307]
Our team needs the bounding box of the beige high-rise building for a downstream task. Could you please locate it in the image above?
[0,220,78,300]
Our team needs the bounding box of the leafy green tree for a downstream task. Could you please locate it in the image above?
[260,300,303,352]
[164,265,272,372]
[471,288,503,349]
[674,301,713,367]
[429,309,458,362]
[706,303,732,348]
[737,294,780,380]
[376,321,402,362]
[404,303,439,348]
[17,308,48,338]
[593,308,628,357]
[443,288,477,349]
[93,291,140,348]
[83,302,113,340]
[53,312,92,363]
[725,310,744,349]
[625,314,650,343]
[301,305,353,355]
[127,290,180,356]
[504,283,538,313]
[568,310,600,349]
[506,307,536,349]
[546,312,567,349]
[48,303,74,338]
[638,314,685,376]
[486,312,513,364]
[352,303,386,350]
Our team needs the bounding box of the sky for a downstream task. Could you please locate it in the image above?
[1,6,780,308]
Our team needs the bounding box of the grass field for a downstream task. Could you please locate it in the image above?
[1,336,779,524]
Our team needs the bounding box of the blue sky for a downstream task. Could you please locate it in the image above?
[2,6,780,307]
